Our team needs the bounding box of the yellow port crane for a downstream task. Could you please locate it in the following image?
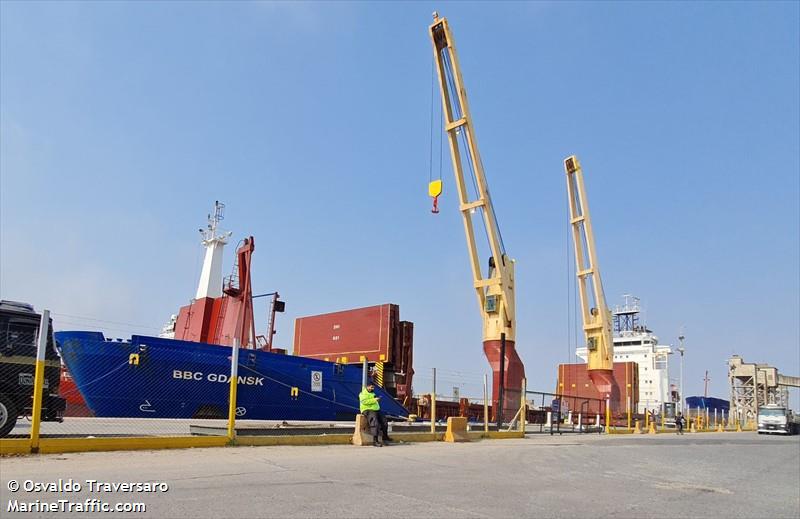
[429,13,525,420]
[564,155,617,398]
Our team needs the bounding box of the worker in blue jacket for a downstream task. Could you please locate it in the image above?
[360,383,392,447]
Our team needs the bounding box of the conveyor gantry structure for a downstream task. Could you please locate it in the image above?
[728,355,799,424]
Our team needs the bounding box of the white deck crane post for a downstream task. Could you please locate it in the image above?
[429,13,526,423]
[564,156,619,412]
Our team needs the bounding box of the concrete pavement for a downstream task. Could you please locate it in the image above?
[1,432,798,518]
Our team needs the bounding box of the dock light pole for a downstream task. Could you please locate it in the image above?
[677,335,685,414]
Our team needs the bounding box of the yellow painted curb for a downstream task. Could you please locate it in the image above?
[467,431,524,440]
[0,439,31,455]
[36,436,228,454]
[4,428,527,456]
[236,435,352,447]
[393,432,444,442]
[237,432,447,447]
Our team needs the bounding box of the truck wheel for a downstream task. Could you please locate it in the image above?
[0,394,19,438]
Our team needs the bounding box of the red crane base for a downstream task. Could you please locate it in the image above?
[589,369,621,406]
[483,339,526,422]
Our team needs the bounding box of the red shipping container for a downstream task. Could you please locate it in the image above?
[293,304,399,363]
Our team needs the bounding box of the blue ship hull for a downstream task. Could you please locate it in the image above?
[55,331,408,421]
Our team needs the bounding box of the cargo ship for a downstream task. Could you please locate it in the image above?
[563,295,676,415]
[55,202,408,421]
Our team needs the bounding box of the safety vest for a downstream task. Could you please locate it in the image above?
[359,389,380,413]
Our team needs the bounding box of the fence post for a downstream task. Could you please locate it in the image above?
[520,378,526,434]
[30,309,50,453]
[430,368,436,435]
[227,338,240,442]
[497,333,506,430]
[483,374,489,436]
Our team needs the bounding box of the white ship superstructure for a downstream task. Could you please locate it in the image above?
[576,295,673,414]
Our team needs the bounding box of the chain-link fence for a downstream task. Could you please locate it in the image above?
[1,310,64,441]
[16,331,234,438]
[409,368,533,433]
[13,310,747,452]
[410,368,490,430]
[524,391,606,434]
[4,318,421,446]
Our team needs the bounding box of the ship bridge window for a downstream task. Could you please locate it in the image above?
[654,354,667,370]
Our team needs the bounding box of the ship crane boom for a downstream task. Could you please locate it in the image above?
[564,155,617,397]
[429,13,525,419]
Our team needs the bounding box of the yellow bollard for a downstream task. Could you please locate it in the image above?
[648,419,656,434]
[736,420,742,432]
[633,419,642,434]
[352,414,372,446]
[444,417,470,443]
[690,420,696,433]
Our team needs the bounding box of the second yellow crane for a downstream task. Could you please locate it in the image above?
[564,155,618,399]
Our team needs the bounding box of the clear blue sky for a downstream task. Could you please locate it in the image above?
[2,2,798,402]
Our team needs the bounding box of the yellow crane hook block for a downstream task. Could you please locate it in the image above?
[428,179,443,198]
[429,179,442,214]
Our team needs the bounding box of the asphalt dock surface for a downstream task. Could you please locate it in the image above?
[2,432,798,518]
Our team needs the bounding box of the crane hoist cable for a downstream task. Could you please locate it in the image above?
[440,47,495,252]
[428,58,443,213]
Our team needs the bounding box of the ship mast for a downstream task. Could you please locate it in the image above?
[196,201,232,299]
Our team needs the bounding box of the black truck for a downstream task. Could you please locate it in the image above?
[0,300,66,437]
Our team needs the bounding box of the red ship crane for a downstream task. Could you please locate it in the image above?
[429,13,525,421]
